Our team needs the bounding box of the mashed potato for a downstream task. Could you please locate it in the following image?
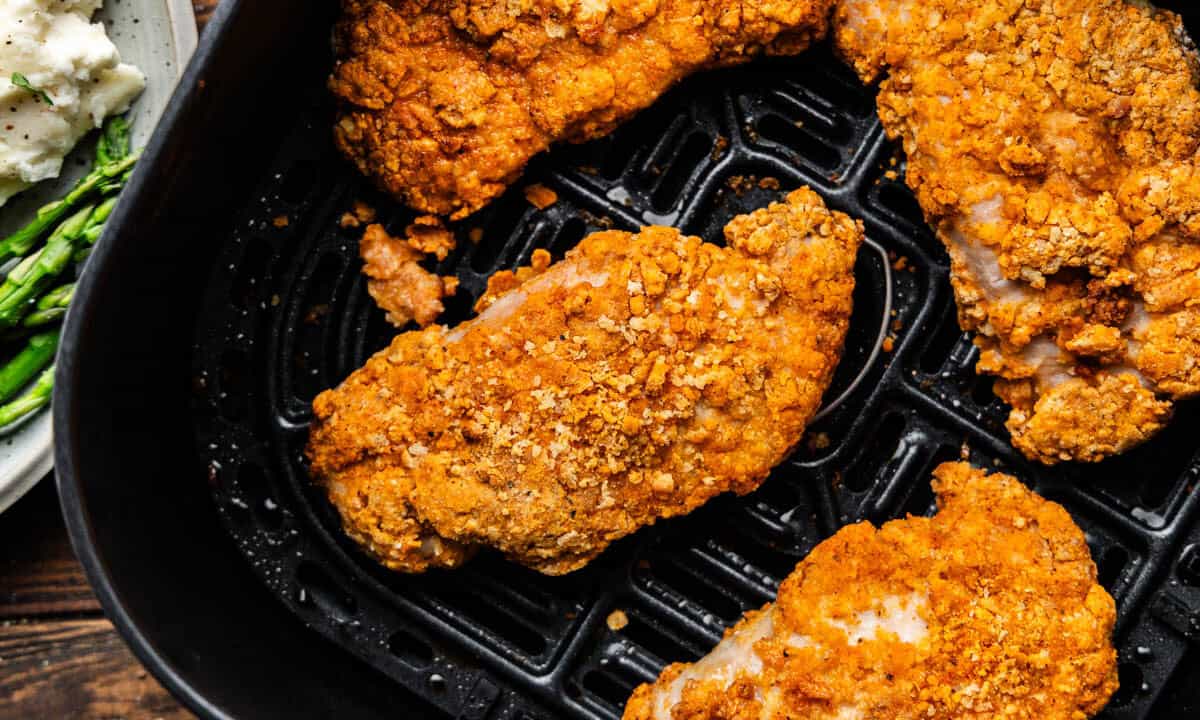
[0,0,145,205]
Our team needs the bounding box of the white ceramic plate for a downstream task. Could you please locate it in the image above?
[0,0,198,514]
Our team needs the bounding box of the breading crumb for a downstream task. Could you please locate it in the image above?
[606,609,630,631]
[524,184,558,210]
[339,200,378,228]
[403,215,456,261]
[359,224,457,328]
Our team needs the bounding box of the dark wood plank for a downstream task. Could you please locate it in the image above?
[0,619,191,719]
[0,480,99,619]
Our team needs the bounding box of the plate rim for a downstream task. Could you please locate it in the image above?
[0,0,199,515]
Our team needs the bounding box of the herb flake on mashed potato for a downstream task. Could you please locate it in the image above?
[0,0,145,205]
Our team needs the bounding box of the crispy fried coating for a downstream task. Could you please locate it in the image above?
[624,462,1118,720]
[834,0,1200,463]
[359,222,460,328]
[306,188,861,574]
[330,0,832,219]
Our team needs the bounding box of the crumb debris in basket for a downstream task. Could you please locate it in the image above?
[360,224,459,328]
[524,184,558,210]
[712,135,729,161]
[403,215,456,261]
[339,200,377,229]
[807,431,832,451]
[606,609,630,631]
[726,175,754,195]
[304,304,331,325]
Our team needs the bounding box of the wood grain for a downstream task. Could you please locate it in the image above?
[0,482,99,619]
[0,619,191,719]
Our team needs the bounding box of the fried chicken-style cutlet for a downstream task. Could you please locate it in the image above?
[624,462,1119,720]
[306,188,861,575]
[330,0,833,219]
[833,0,1200,464]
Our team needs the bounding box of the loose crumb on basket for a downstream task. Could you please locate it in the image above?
[606,609,630,631]
[339,200,378,229]
[524,183,559,210]
[404,215,457,260]
[712,135,729,161]
[359,223,458,328]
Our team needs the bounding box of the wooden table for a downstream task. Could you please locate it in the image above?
[0,5,219,717]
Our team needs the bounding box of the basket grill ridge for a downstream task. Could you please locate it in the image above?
[191,41,1200,720]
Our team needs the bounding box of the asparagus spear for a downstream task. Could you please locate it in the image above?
[0,206,96,328]
[80,195,118,246]
[0,155,135,265]
[0,117,136,266]
[96,116,132,165]
[0,365,54,428]
[67,195,119,264]
[22,283,74,327]
[0,330,58,404]
[0,115,137,434]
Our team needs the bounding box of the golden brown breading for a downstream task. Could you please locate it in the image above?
[306,188,861,574]
[359,223,460,328]
[330,0,833,219]
[623,462,1118,720]
[834,0,1200,463]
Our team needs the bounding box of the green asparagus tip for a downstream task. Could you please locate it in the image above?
[0,365,54,429]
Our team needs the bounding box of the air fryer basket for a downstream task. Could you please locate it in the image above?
[59,0,1200,718]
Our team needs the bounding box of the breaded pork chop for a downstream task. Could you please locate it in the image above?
[624,462,1118,720]
[834,0,1200,464]
[330,0,833,219]
[306,188,861,575]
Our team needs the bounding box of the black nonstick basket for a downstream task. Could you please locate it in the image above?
[56,0,1200,718]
